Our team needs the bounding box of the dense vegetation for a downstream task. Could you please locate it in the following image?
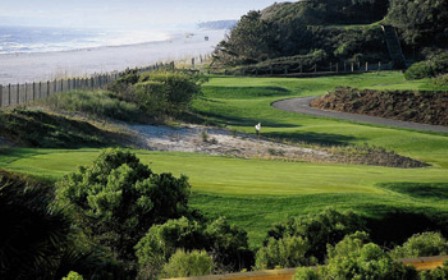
[213,0,448,70]
[311,87,448,126]
[1,71,448,278]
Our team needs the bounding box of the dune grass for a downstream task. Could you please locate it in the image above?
[1,71,447,247]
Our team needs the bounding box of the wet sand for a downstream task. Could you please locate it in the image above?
[0,29,225,84]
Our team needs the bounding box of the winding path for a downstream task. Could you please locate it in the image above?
[273,97,448,134]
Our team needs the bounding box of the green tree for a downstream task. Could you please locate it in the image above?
[387,0,448,46]
[390,232,448,259]
[0,171,70,280]
[56,148,191,271]
[161,249,214,278]
[215,10,277,65]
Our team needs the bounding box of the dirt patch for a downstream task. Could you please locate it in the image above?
[129,124,329,161]
[127,124,427,168]
[311,87,448,126]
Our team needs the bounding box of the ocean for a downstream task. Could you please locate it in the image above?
[0,26,171,55]
[0,26,225,84]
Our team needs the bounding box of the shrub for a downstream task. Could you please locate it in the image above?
[260,208,365,267]
[433,74,448,87]
[319,231,417,279]
[405,54,448,80]
[135,216,251,278]
[390,232,448,259]
[294,267,320,280]
[418,261,448,280]
[134,71,205,117]
[161,250,214,278]
[62,271,84,280]
[405,61,435,80]
[256,236,312,269]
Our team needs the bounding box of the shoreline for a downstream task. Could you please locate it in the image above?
[0,29,225,84]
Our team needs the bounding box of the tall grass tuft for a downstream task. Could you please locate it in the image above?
[39,90,142,122]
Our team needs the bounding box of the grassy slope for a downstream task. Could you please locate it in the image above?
[1,72,447,247]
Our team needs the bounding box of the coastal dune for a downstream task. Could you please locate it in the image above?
[0,29,225,84]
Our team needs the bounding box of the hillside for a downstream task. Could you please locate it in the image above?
[213,0,448,69]
[311,87,448,126]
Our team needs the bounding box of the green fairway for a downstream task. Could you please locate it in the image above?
[1,71,447,247]
[2,149,448,196]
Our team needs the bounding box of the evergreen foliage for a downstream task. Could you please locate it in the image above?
[56,148,191,272]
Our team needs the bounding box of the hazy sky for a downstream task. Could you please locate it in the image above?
[0,0,290,29]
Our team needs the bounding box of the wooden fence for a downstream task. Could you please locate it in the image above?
[0,62,176,108]
[210,61,394,77]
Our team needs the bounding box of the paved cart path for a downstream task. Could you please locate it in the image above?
[272,97,448,134]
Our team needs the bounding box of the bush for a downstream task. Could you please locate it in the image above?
[135,216,251,278]
[418,261,448,280]
[405,61,435,80]
[405,54,448,80]
[319,231,417,279]
[260,208,365,268]
[390,232,448,259]
[294,267,320,280]
[256,236,313,269]
[62,271,84,280]
[161,250,214,278]
[433,74,448,87]
[56,148,191,271]
[134,71,205,117]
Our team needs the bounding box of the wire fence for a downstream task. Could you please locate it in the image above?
[0,55,210,108]
[210,61,394,77]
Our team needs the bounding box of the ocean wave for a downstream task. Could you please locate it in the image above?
[0,26,172,55]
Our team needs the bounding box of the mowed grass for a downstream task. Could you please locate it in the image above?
[1,71,447,247]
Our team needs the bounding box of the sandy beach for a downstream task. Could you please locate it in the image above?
[0,29,225,84]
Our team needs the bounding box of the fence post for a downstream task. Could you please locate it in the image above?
[314,64,317,73]
[365,62,368,72]
[336,63,339,73]
[8,84,11,106]
[378,61,381,71]
[39,82,42,99]
[16,83,20,105]
[344,62,347,72]
[32,82,36,101]
[47,81,50,98]
[351,63,354,72]
[0,85,3,107]
[53,79,57,94]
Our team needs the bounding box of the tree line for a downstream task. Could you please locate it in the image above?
[212,0,448,69]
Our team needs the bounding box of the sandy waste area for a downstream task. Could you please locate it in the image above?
[129,124,329,161]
